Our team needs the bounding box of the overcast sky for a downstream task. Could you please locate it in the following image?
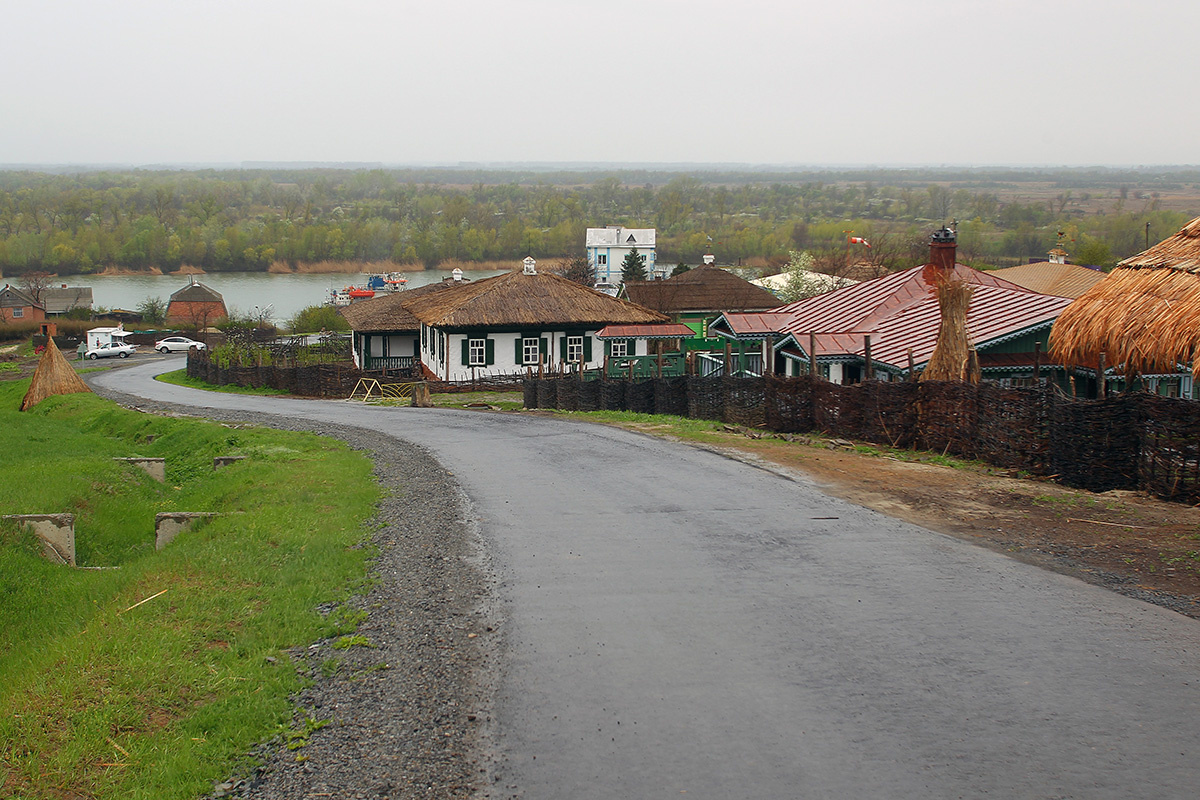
[3,0,1197,168]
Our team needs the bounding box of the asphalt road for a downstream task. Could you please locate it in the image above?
[96,358,1200,799]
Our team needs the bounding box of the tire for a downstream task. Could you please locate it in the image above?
[88,353,97,360]
[119,352,129,358]
[159,346,170,353]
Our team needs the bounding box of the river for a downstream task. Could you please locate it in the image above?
[57,268,508,324]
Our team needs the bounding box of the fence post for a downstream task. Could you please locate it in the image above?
[725,342,732,376]
[864,335,873,381]
[1034,341,1041,382]
[809,333,817,377]
[1098,352,1106,399]
[907,348,915,381]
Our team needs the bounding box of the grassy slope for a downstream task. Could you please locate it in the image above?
[0,380,378,800]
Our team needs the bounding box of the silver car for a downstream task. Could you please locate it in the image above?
[154,336,208,353]
[85,341,138,359]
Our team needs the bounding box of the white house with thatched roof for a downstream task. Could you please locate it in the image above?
[402,257,668,381]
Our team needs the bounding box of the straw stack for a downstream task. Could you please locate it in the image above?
[20,337,92,411]
[921,272,978,383]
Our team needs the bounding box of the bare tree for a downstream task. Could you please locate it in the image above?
[20,271,53,305]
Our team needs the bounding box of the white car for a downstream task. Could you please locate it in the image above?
[85,341,138,360]
[154,336,208,353]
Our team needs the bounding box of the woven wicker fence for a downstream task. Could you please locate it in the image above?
[523,374,1200,504]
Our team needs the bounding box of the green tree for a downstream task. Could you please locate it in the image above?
[136,296,168,325]
[621,248,646,283]
[289,304,350,334]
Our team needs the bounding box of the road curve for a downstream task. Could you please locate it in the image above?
[96,360,1200,799]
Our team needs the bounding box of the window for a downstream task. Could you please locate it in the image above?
[597,254,607,266]
[566,336,583,364]
[12,308,23,318]
[523,337,540,365]
[468,338,486,366]
[610,340,628,358]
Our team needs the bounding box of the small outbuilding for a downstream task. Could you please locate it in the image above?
[0,285,45,323]
[166,278,227,328]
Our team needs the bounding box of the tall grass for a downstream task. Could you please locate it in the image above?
[0,380,379,799]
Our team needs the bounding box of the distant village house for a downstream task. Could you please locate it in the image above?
[586,226,658,287]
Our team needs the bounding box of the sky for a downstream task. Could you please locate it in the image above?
[3,0,1198,168]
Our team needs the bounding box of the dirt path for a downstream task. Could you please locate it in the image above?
[609,421,1200,619]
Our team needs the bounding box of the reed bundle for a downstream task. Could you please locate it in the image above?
[920,272,978,383]
[20,338,92,411]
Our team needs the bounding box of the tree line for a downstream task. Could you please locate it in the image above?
[0,167,1196,277]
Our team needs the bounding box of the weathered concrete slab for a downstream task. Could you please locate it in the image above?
[213,456,246,470]
[155,512,220,550]
[114,457,166,482]
[2,513,75,565]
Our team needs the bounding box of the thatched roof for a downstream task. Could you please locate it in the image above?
[339,281,455,332]
[169,280,224,303]
[989,262,1105,299]
[623,266,782,314]
[1050,216,1200,377]
[21,338,91,411]
[403,269,668,329]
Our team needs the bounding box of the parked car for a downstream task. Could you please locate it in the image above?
[85,341,138,360]
[154,336,207,353]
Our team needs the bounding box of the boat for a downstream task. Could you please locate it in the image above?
[366,272,409,293]
[347,286,375,299]
[325,287,351,307]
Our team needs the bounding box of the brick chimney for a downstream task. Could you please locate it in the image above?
[923,226,957,283]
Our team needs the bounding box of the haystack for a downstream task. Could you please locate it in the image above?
[1050,216,1200,378]
[20,337,92,411]
[920,272,979,382]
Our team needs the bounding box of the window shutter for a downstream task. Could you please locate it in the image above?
[559,336,567,362]
[485,338,495,366]
[626,339,637,356]
[515,336,523,365]
[461,338,469,366]
[583,336,592,362]
[539,337,548,357]
[604,339,612,357]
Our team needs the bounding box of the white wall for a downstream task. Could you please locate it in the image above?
[426,329,605,381]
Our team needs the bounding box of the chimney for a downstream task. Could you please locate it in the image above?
[924,226,957,282]
[702,254,715,265]
[522,256,537,275]
[452,267,464,283]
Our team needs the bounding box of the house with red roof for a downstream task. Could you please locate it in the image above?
[709,228,1074,385]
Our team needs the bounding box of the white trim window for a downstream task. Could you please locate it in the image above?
[468,337,486,366]
[522,337,540,365]
[610,340,628,358]
[12,308,24,318]
[597,254,607,266]
[566,335,583,364]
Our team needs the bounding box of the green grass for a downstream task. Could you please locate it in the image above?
[0,379,379,799]
[155,369,289,396]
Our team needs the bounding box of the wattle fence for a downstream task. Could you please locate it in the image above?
[524,374,1200,505]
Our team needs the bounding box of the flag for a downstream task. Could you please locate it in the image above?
[849,236,871,248]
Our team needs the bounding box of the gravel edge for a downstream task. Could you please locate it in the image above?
[88,383,505,800]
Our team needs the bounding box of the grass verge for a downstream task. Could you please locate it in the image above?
[155,369,290,396]
[0,379,378,799]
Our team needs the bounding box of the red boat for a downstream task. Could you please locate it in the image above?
[347,286,375,299]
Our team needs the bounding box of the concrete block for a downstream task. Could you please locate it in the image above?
[213,456,246,470]
[155,512,220,550]
[2,513,75,565]
[114,457,166,482]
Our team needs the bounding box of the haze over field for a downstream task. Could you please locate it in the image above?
[3,0,1198,168]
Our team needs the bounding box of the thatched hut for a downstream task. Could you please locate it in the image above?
[21,337,92,411]
[1050,216,1200,380]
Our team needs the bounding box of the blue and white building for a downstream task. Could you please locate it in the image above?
[586,226,658,288]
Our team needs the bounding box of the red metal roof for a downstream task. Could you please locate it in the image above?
[758,263,1072,370]
[595,323,697,339]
